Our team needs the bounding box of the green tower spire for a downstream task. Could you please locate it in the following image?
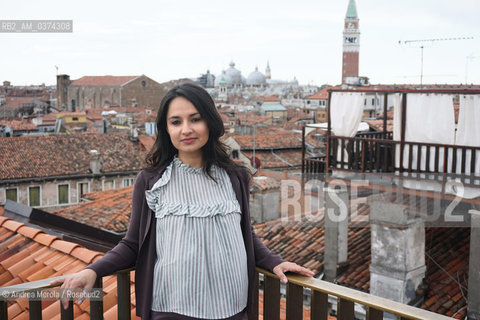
[346,0,358,19]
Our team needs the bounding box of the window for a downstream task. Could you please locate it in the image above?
[6,188,17,202]
[372,98,375,106]
[78,182,89,200]
[29,186,40,207]
[103,180,115,190]
[364,99,367,106]
[232,150,239,159]
[123,178,134,187]
[58,184,69,204]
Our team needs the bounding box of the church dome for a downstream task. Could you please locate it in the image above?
[217,61,242,85]
[246,67,266,85]
[224,61,243,85]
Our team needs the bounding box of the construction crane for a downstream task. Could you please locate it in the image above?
[398,36,474,85]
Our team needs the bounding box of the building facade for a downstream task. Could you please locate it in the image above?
[0,133,145,211]
[56,74,165,111]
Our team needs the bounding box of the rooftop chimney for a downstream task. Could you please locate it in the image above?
[90,150,103,174]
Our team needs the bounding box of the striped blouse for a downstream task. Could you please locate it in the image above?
[145,157,248,319]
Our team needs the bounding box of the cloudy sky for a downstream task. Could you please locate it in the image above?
[1,0,479,86]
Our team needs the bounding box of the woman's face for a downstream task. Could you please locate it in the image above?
[166,96,209,159]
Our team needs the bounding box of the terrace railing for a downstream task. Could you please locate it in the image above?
[0,267,453,320]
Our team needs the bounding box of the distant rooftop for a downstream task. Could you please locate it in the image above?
[70,75,139,87]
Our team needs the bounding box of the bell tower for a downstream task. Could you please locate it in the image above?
[342,0,360,84]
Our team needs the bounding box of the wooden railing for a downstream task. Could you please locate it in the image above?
[0,268,453,320]
[318,135,480,187]
[355,131,393,140]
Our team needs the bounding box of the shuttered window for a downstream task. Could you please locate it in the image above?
[6,188,17,202]
[58,184,69,204]
[29,186,40,207]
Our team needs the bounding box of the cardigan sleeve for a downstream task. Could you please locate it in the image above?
[86,171,147,277]
[239,168,285,271]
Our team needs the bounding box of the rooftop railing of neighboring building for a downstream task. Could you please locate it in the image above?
[0,267,453,320]
[302,88,480,189]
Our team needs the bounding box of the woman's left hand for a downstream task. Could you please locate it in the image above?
[273,261,315,284]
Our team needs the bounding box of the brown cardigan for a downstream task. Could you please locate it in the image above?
[87,163,284,320]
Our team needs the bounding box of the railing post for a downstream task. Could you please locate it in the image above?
[117,271,131,320]
[302,126,306,175]
[264,275,280,320]
[90,277,103,320]
[361,140,366,172]
[310,290,328,320]
[286,282,303,320]
[1,299,7,320]
[29,291,42,320]
[248,272,259,320]
[337,298,354,320]
[60,300,73,320]
[367,307,383,320]
[399,92,407,173]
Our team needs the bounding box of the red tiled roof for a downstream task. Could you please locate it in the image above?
[138,135,155,153]
[254,196,469,319]
[37,113,58,125]
[53,186,134,233]
[0,215,140,319]
[306,87,329,100]
[70,76,138,87]
[0,133,146,181]
[242,150,302,168]
[365,119,394,132]
[236,114,272,126]
[0,97,40,110]
[0,120,37,131]
[252,176,281,191]
[257,95,280,102]
[233,132,301,150]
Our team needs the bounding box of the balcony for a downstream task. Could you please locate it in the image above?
[302,88,480,190]
[0,267,453,320]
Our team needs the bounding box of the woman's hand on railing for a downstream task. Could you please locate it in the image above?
[273,261,315,284]
[49,268,97,309]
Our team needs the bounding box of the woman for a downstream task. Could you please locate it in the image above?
[54,83,314,319]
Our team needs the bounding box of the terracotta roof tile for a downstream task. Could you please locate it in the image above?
[0,133,146,181]
[0,268,13,285]
[50,240,81,255]
[70,247,104,264]
[11,312,29,320]
[26,265,56,282]
[0,230,14,242]
[43,252,65,265]
[7,256,36,277]
[70,75,138,87]
[1,246,33,269]
[33,233,59,247]
[52,255,76,272]
[18,261,45,281]
[233,132,301,150]
[305,87,330,100]
[52,185,133,233]
[1,219,24,232]
[0,219,137,319]
[7,303,23,319]
[16,225,44,239]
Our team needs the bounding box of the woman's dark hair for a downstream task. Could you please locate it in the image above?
[145,82,240,178]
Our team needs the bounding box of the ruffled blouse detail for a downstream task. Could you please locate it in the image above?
[145,157,241,219]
